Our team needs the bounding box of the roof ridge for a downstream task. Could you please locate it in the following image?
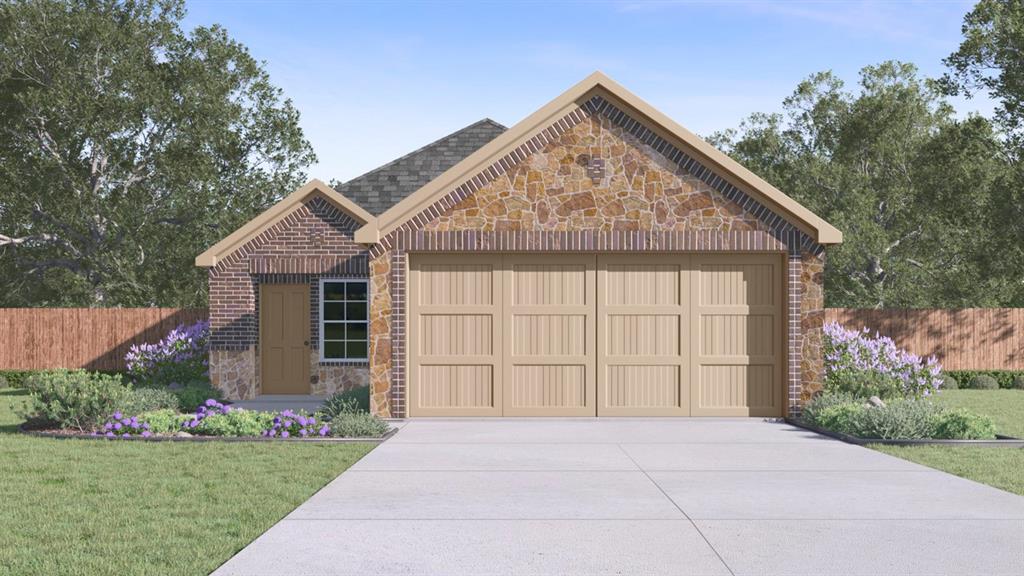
[336,118,507,189]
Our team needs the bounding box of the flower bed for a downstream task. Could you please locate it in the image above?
[802,323,1002,442]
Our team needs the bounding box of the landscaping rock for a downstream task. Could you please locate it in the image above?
[175,431,193,438]
[868,396,886,408]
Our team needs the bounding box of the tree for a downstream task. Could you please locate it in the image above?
[0,0,315,307]
[711,62,1014,307]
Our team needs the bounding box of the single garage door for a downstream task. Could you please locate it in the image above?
[408,254,781,417]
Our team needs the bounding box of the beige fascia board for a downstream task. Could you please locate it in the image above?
[357,71,842,246]
[195,179,375,268]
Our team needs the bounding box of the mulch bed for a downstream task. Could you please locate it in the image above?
[785,418,1024,448]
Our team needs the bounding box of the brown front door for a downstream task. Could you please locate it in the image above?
[260,283,310,394]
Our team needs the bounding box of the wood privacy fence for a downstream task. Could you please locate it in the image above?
[0,308,208,372]
[826,308,1024,371]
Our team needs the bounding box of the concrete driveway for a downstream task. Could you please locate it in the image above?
[214,419,1024,576]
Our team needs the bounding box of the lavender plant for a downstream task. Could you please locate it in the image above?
[180,398,232,431]
[262,410,330,439]
[824,322,943,399]
[125,321,210,388]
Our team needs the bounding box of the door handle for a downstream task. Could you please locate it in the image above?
[304,341,310,346]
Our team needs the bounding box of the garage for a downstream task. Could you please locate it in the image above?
[407,253,782,417]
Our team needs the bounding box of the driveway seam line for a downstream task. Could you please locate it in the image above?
[616,443,737,576]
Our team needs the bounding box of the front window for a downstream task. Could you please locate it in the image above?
[320,279,369,361]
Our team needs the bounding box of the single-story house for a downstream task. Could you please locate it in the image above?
[196,72,842,418]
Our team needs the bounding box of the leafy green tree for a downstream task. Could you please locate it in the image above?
[0,0,315,306]
[944,0,1024,304]
[711,62,1013,307]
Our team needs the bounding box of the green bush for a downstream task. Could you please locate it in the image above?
[320,389,367,421]
[22,370,131,431]
[801,392,859,427]
[137,409,189,434]
[854,399,944,440]
[190,410,275,437]
[940,374,958,390]
[0,370,37,388]
[814,403,866,436]
[1013,375,1024,390]
[970,374,999,390]
[168,381,224,412]
[944,370,1024,390]
[329,412,390,438]
[933,409,997,440]
[118,387,179,415]
[826,370,904,401]
[332,386,370,413]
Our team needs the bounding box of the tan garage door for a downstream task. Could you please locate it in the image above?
[408,254,781,417]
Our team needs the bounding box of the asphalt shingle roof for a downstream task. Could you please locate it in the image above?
[334,119,507,216]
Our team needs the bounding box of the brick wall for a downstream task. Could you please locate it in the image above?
[208,194,370,399]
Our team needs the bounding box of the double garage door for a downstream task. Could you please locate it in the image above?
[408,254,783,417]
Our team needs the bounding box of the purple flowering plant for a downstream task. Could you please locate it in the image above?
[92,411,153,439]
[262,409,330,439]
[824,322,943,400]
[180,398,232,430]
[125,320,210,387]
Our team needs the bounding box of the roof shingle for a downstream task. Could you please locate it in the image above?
[334,119,507,216]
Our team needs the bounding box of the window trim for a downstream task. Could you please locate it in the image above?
[318,278,370,363]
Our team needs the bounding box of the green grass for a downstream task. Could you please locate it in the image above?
[0,388,374,575]
[929,389,1024,437]
[872,389,1024,497]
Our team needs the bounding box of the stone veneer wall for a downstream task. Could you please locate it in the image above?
[367,95,826,418]
[207,194,370,399]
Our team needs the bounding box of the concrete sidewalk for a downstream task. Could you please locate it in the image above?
[213,419,1024,576]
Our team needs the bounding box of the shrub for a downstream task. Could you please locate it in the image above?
[189,409,275,436]
[93,411,152,439]
[800,391,859,427]
[813,403,866,435]
[262,410,330,438]
[943,370,1024,390]
[329,412,390,438]
[180,398,232,430]
[137,409,189,434]
[933,409,996,440]
[171,381,224,412]
[22,370,131,431]
[940,374,958,390]
[118,387,179,415]
[125,321,209,388]
[1014,375,1024,390]
[970,374,999,390]
[824,323,943,399]
[320,389,367,421]
[853,399,944,440]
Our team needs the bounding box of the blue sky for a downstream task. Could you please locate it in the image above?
[184,0,991,182]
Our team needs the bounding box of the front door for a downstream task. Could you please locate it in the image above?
[260,283,310,394]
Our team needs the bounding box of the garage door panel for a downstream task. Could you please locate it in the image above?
[598,255,690,416]
[607,315,680,356]
[512,314,587,356]
[503,255,596,416]
[691,255,782,417]
[418,365,495,410]
[409,255,502,416]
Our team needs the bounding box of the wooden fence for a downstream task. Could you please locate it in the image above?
[0,308,208,372]
[826,308,1024,371]
[1,307,1021,372]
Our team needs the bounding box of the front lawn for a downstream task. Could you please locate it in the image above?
[873,389,1024,497]
[0,388,373,576]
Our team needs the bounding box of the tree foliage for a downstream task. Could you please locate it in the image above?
[0,0,315,306]
[710,62,1017,307]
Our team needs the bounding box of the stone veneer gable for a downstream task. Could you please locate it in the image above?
[366,96,826,418]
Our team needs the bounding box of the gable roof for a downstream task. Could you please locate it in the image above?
[195,179,373,268]
[335,119,507,216]
[355,71,842,245]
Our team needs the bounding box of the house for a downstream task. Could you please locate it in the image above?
[195,72,842,418]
